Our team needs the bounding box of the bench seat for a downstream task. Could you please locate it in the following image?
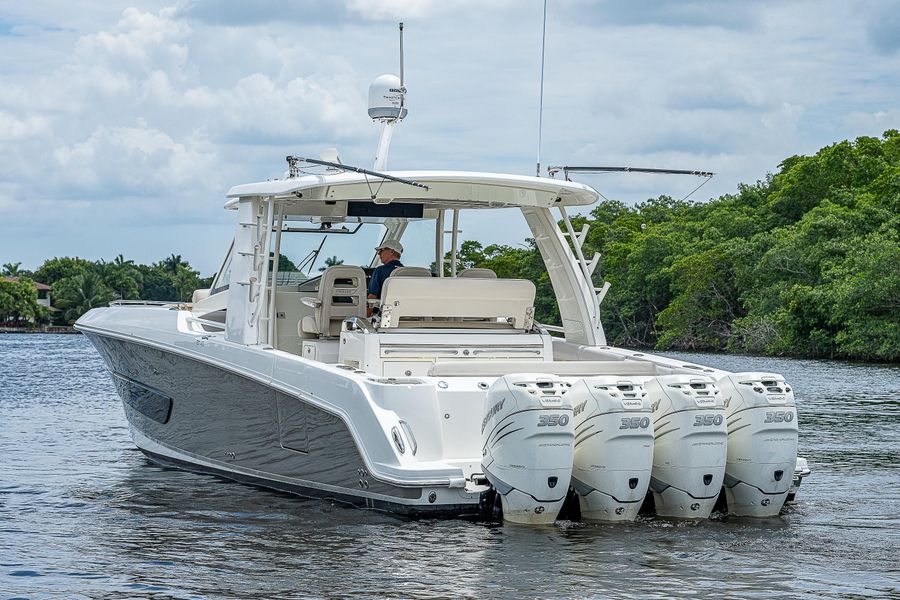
[378,277,536,330]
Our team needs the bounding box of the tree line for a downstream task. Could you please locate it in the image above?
[454,131,899,362]
[3,131,897,360]
[1,255,212,326]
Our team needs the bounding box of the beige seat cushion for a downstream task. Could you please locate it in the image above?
[390,266,432,278]
[378,277,535,330]
[457,268,497,278]
[299,265,367,337]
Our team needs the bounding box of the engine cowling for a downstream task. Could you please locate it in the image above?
[717,372,799,517]
[644,375,728,518]
[480,374,574,525]
[569,377,654,521]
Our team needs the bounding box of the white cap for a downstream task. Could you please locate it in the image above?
[375,239,403,254]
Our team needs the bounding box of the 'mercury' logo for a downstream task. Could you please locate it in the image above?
[482,397,506,433]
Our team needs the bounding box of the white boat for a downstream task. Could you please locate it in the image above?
[76,61,809,524]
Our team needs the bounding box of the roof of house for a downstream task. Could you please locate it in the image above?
[2,276,51,290]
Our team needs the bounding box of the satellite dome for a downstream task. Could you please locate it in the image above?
[368,74,407,121]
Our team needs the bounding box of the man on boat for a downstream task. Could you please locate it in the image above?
[367,239,404,302]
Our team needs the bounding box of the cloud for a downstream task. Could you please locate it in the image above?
[346,0,515,21]
[0,111,52,141]
[0,17,17,36]
[0,5,370,196]
[174,0,510,25]
[74,6,192,77]
[174,0,352,26]
[216,72,367,143]
[564,0,766,30]
[52,124,217,194]
[0,15,69,37]
[1,1,898,272]
[664,71,768,112]
[0,183,21,213]
[865,6,900,54]
[845,109,900,136]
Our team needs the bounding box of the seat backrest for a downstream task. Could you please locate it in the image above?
[390,266,432,278]
[457,268,497,278]
[378,277,535,329]
[302,265,366,336]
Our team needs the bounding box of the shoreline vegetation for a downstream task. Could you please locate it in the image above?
[3,132,898,362]
[1,254,212,331]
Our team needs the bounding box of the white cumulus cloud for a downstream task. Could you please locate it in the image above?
[0,0,897,273]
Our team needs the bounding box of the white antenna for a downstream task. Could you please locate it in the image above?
[370,22,408,171]
[536,0,548,177]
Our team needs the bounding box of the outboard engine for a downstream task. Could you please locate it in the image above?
[481,374,574,525]
[644,375,727,518]
[569,377,654,521]
[716,373,799,517]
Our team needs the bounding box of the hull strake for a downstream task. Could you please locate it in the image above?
[137,445,483,518]
[85,332,482,514]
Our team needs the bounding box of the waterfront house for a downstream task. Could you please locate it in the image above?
[2,277,51,306]
[1,277,52,326]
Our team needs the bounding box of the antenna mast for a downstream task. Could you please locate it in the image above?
[370,23,408,171]
[536,0,548,177]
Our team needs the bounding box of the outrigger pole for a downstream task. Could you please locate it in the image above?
[547,165,715,202]
[547,166,715,180]
[285,156,429,191]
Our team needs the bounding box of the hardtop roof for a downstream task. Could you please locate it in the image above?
[224,170,599,210]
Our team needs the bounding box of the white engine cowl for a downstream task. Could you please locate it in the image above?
[569,377,654,521]
[480,374,574,525]
[645,375,728,518]
[717,372,799,517]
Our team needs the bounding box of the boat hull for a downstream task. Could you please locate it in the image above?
[76,305,809,522]
[84,331,485,517]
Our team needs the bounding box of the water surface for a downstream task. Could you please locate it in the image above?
[1,335,897,598]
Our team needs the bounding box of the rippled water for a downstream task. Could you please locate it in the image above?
[1,335,898,599]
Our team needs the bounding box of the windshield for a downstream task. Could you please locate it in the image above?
[271,221,387,286]
[210,240,234,294]
[267,209,521,286]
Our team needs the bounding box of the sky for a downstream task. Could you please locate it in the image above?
[1,0,898,275]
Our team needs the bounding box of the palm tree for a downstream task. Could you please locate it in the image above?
[163,254,186,275]
[2,262,22,277]
[172,264,201,302]
[54,272,117,323]
[318,256,345,272]
[101,255,142,300]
